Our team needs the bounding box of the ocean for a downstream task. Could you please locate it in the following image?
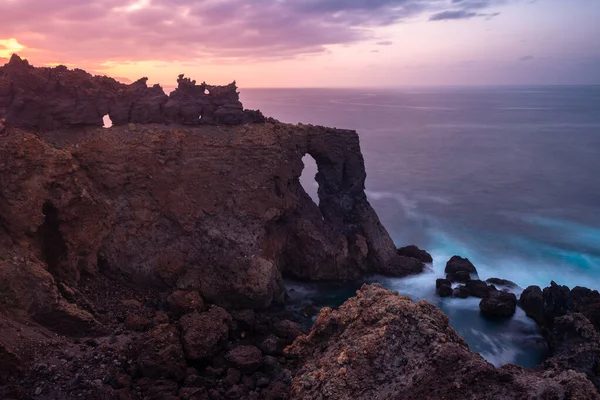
[240,86,600,368]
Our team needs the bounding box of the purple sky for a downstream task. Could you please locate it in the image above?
[1,0,599,87]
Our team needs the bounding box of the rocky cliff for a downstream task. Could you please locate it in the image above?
[0,56,421,317]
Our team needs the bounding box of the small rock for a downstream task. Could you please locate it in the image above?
[480,290,517,318]
[465,280,490,298]
[35,387,42,395]
[225,346,263,373]
[124,314,150,332]
[166,290,204,315]
[397,245,433,263]
[445,256,478,275]
[273,320,304,345]
[435,279,453,298]
[452,285,470,299]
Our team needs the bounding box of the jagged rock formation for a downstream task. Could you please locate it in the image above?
[0,54,264,130]
[287,284,600,400]
[520,281,600,388]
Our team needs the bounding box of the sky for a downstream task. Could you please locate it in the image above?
[0,0,599,88]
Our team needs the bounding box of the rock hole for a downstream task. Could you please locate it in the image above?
[300,154,319,207]
[102,114,113,128]
[204,88,210,95]
[199,114,202,120]
[38,202,68,278]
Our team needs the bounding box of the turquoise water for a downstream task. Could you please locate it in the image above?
[241,87,600,367]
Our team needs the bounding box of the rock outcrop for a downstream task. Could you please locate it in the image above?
[0,121,419,311]
[287,284,600,399]
[519,281,600,388]
[0,54,264,131]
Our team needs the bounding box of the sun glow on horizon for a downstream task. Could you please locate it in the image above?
[0,38,25,58]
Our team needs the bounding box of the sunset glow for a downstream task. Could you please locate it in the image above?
[1,0,599,87]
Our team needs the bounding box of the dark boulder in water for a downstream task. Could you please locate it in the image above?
[519,285,544,324]
[480,289,517,318]
[435,278,453,297]
[486,278,519,289]
[452,285,470,298]
[465,280,491,298]
[396,245,433,263]
[446,270,471,283]
[445,255,477,274]
[543,281,573,325]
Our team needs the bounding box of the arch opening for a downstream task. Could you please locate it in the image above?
[102,114,113,128]
[204,88,210,95]
[300,154,319,207]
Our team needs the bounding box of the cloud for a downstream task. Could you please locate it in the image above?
[519,55,535,61]
[376,41,394,46]
[0,0,513,64]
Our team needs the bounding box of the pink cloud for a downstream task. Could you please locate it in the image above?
[0,0,510,64]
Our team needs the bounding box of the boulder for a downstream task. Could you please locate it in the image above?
[180,306,231,361]
[519,285,544,324]
[465,280,490,298]
[446,270,471,283]
[435,279,452,298]
[445,256,477,275]
[136,324,187,381]
[259,335,285,356]
[452,285,470,299]
[124,314,151,332]
[286,284,599,399]
[479,290,517,318]
[273,320,305,345]
[542,281,573,324]
[166,290,204,315]
[225,346,263,373]
[486,278,518,289]
[396,245,433,263]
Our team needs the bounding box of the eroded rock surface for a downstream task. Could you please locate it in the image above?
[287,284,600,400]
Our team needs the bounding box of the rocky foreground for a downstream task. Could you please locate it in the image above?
[1,56,600,399]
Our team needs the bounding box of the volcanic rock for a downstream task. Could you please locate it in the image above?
[287,284,599,399]
[273,320,305,345]
[446,270,471,283]
[486,278,518,289]
[0,120,417,310]
[465,280,491,298]
[166,290,204,316]
[479,290,517,318]
[519,285,544,323]
[180,306,231,361]
[0,55,264,130]
[396,245,433,263]
[136,324,187,381]
[435,278,453,297]
[224,346,263,374]
[445,255,478,275]
[452,285,470,298]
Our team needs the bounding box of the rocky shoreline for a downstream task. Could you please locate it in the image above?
[1,56,599,399]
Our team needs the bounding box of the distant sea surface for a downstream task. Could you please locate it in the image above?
[241,86,600,367]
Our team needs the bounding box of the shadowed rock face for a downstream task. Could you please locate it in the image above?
[0,55,264,131]
[0,122,420,310]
